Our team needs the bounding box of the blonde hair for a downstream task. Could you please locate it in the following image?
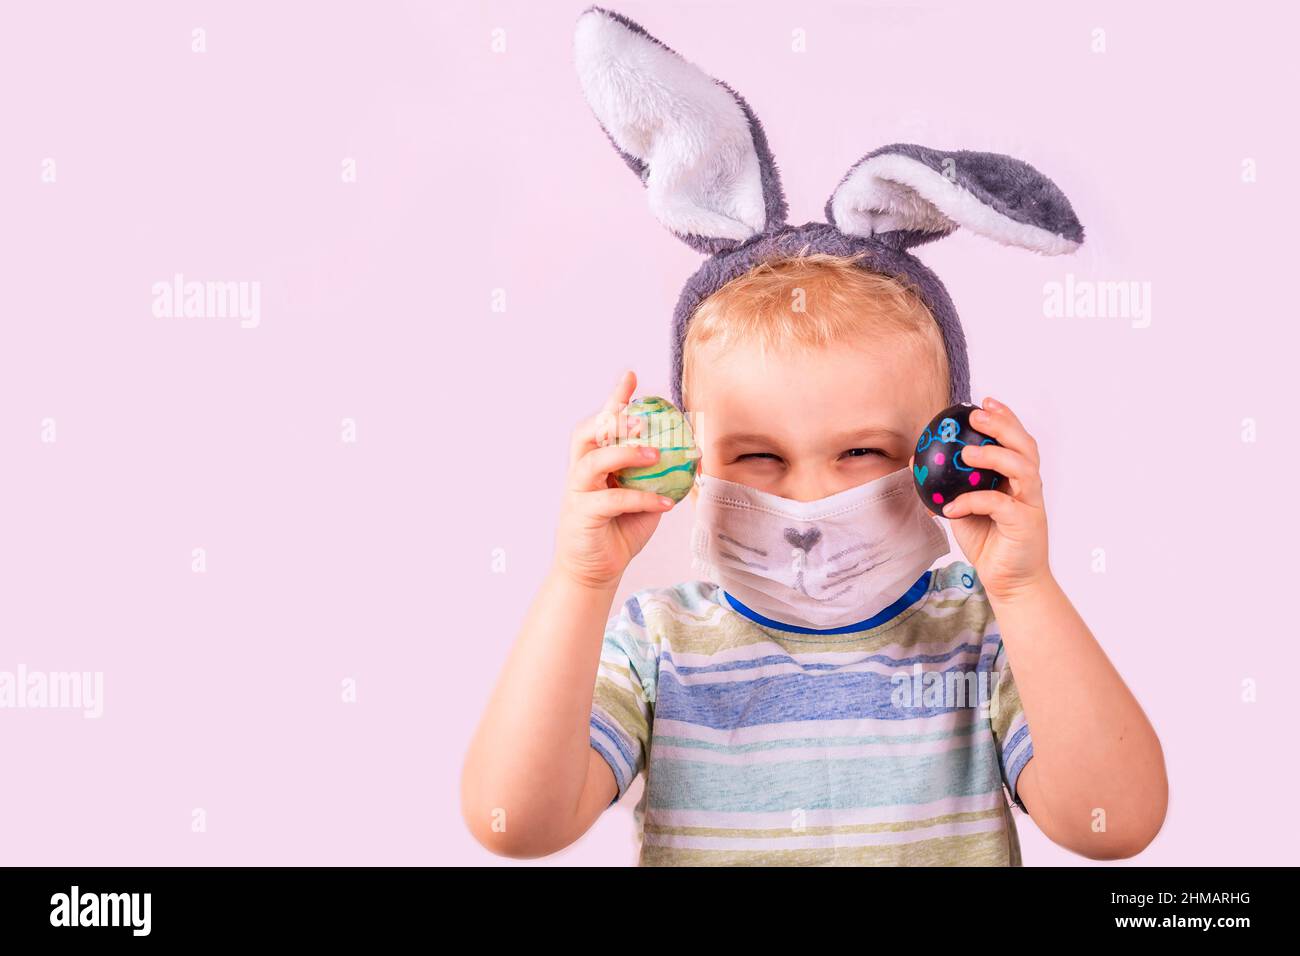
[680,251,949,410]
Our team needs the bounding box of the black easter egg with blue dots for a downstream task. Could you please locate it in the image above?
[913,403,1010,516]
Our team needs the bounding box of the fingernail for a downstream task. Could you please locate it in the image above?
[984,397,1000,410]
[659,496,675,508]
[942,502,957,516]
[641,446,658,459]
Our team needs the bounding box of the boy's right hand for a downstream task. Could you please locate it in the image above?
[555,370,677,591]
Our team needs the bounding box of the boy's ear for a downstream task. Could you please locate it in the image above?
[825,144,1084,255]
[573,6,788,255]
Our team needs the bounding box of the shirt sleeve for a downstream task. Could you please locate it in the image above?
[988,630,1035,813]
[589,592,659,807]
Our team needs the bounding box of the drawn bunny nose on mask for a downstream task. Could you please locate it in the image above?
[573,5,1087,413]
[784,527,821,573]
[784,527,822,553]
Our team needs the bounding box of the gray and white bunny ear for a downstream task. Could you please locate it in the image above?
[573,6,788,255]
[826,144,1084,255]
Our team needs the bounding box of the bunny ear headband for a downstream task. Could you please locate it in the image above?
[572,5,1085,410]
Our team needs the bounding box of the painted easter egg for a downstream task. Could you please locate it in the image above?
[912,403,1009,516]
[613,396,700,502]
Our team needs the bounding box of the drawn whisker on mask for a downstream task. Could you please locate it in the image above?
[820,560,883,587]
[719,550,769,571]
[718,533,768,557]
[810,581,852,603]
[826,542,873,562]
[825,544,883,581]
[825,561,860,580]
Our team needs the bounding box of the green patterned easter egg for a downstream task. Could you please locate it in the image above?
[613,396,700,502]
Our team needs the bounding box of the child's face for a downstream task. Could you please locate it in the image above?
[688,331,946,503]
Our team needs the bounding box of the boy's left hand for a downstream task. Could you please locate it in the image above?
[911,397,1052,602]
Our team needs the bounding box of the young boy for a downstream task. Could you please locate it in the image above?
[461,253,1167,865]
[461,6,1166,865]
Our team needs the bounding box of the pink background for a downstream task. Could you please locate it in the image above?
[1,0,1295,866]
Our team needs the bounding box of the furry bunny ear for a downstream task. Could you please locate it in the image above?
[826,144,1084,254]
[573,6,788,254]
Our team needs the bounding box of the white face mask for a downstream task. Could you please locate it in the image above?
[690,466,950,631]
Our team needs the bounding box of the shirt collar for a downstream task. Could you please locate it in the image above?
[719,571,933,635]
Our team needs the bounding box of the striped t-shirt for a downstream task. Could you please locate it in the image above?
[588,560,1034,866]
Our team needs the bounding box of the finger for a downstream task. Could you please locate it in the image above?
[569,374,644,466]
[571,443,662,492]
[970,397,1039,467]
[570,412,643,470]
[596,368,638,441]
[957,442,1043,506]
[602,368,638,417]
[941,489,1023,524]
[577,486,676,519]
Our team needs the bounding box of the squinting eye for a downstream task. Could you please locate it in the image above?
[736,453,782,462]
[844,448,885,458]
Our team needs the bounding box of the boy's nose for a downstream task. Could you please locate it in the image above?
[784,527,822,552]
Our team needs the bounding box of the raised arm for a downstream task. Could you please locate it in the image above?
[990,577,1167,857]
[462,567,623,857]
[931,396,1168,858]
[460,371,672,857]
